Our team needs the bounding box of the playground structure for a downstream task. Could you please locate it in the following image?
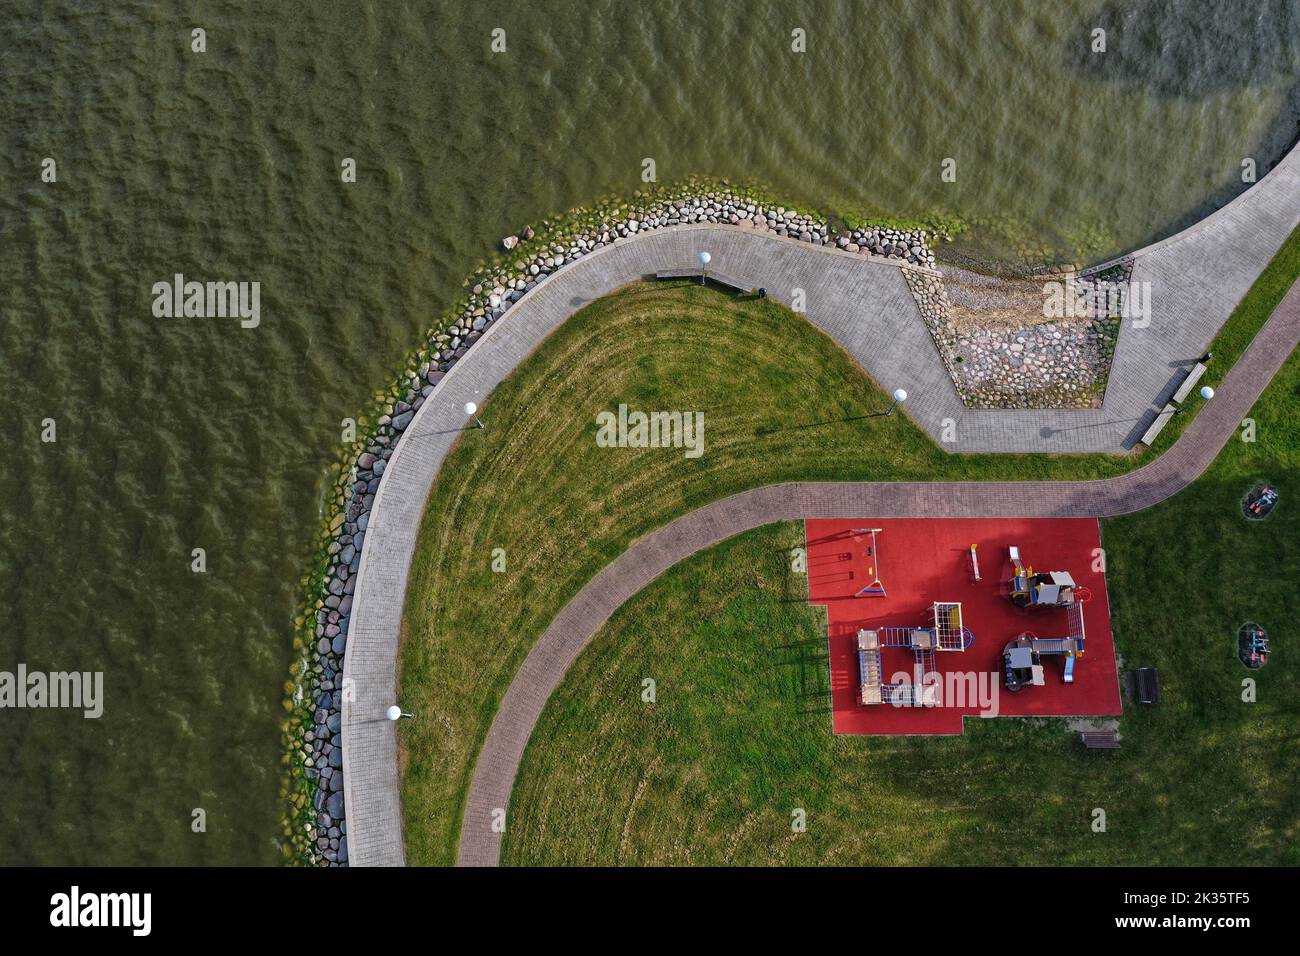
[1001,544,1091,691]
[1007,545,1086,608]
[857,601,975,706]
[1001,600,1088,691]
[852,528,886,598]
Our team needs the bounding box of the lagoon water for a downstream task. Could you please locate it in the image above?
[0,1,1296,863]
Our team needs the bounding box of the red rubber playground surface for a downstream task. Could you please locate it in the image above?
[806,518,1122,735]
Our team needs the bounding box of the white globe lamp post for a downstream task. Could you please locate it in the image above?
[886,388,908,417]
[698,251,711,285]
[1175,384,1216,416]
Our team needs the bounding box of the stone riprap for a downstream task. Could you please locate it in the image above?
[835,225,938,267]
[905,262,1127,409]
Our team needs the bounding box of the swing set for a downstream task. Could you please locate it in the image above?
[852,528,887,598]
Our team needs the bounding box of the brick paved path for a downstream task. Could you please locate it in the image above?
[456,279,1300,866]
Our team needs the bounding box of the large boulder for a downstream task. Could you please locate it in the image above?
[326,791,345,819]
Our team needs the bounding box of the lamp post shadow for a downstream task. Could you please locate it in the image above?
[755,412,889,437]
[1039,416,1143,440]
[402,424,483,442]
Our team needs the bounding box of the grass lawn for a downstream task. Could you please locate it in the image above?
[503,426,1299,864]
[398,227,1300,865]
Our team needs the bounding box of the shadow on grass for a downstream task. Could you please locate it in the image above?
[755,412,890,437]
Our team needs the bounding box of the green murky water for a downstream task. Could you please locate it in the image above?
[0,0,1295,864]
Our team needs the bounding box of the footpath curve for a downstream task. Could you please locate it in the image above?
[343,148,1300,867]
[455,280,1300,866]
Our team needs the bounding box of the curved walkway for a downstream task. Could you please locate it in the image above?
[456,281,1300,866]
[343,149,1300,867]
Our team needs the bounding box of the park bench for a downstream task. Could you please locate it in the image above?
[1170,361,1209,404]
[1134,666,1160,705]
[1080,731,1121,750]
[655,269,753,294]
[1139,403,1178,446]
[1140,361,1209,447]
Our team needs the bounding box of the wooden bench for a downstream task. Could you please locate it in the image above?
[1140,361,1212,447]
[1081,731,1121,750]
[654,269,753,294]
[1171,361,1209,404]
[1139,403,1178,446]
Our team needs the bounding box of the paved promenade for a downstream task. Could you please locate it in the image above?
[343,147,1300,867]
